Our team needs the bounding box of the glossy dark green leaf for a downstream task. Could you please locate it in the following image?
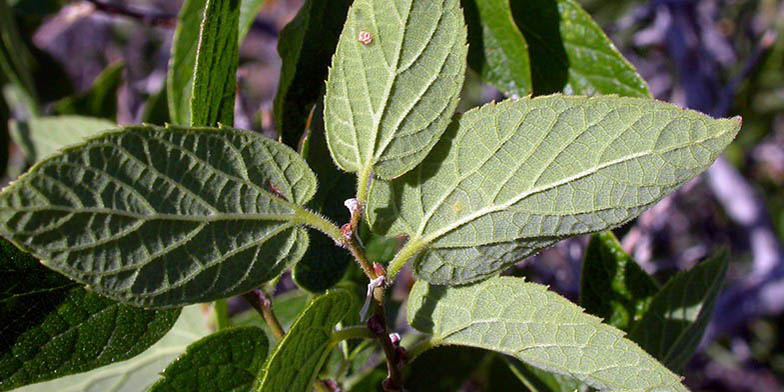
[580,231,659,331]
[0,238,181,391]
[257,289,355,392]
[461,0,531,97]
[190,0,240,127]
[274,0,351,147]
[294,102,352,292]
[149,327,268,392]
[510,0,649,97]
[629,250,729,371]
[53,62,124,121]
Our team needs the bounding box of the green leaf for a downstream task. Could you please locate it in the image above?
[369,95,741,284]
[238,0,266,44]
[324,0,468,180]
[510,0,650,97]
[53,62,124,121]
[495,356,581,392]
[257,289,355,392]
[580,231,659,331]
[406,346,486,391]
[294,102,352,292]
[168,0,206,126]
[141,86,170,125]
[461,0,531,97]
[149,327,268,392]
[9,115,115,163]
[0,0,38,106]
[0,237,180,391]
[407,277,687,391]
[0,125,318,307]
[190,0,240,127]
[275,0,351,147]
[13,305,210,392]
[629,250,729,371]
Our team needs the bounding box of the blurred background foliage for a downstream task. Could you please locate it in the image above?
[1,0,783,390]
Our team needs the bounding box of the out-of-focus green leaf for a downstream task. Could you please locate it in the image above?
[141,86,170,125]
[510,0,649,97]
[274,0,351,147]
[238,0,266,43]
[405,346,486,391]
[496,356,580,392]
[0,238,181,391]
[9,115,115,163]
[149,327,268,392]
[0,125,317,307]
[461,0,531,97]
[407,277,687,391]
[629,250,729,371]
[190,0,240,127]
[580,232,659,331]
[53,62,124,121]
[0,0,37,107]
[257,289,355,392]
[14,305,210,392]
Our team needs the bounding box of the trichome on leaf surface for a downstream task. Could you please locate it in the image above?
[0,0,741,391]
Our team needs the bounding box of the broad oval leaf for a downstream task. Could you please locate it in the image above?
[14,305,210,392]
[629,250,729,371]
[257,289,355,392]
[0,125,318,307]
[407,277,687,391]
[9,115,115,164]
[510,0,650,97]
[190,0,240,127]
[580,231,659,331]
[324,0,468,180]
[149,327,268,392]
[369,95,741,284]
[0,238,180,390]
[462,0,532,97]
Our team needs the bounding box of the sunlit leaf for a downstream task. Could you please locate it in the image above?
[9,115,115,163]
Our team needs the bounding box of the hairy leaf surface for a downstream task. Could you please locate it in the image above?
[190,0,240,127]
[629,251,728,371]
[0,238,180,391]
[324,0,467,179]
[369,95,740,284]
[511,0,649,97]
[275,0,351,147]
[580,232,659,331]
[257,289,354,392]
[0,125,317,307]
[462,0,531,97]
[407,277,687,391]
[149,327,268,392]
[14,305,209,392]
[9,116,115,163]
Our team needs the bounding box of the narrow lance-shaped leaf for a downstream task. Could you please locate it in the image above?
[407,277,687,391]
[238,0,266,44]
[0,237,181,391]
[324,0,468,180]
[580,231,659,331]
[257,289,355,392]
[9,115,115,164]
[0,0,38,106]
[275,0,351,148]
[461,0,532,97]
[369,95,741,284]
[149,327,268,392]
[0,125,318,307]
[629,250,729,371]
[168,0,206,126]
[13,305,210,392]
[53,62,124,121]
[190,0,240,127]
[510,0,650,97]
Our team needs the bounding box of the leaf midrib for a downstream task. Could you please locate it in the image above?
[1,206,299,223]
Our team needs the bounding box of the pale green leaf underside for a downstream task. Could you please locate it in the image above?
[9,116,115,164]
[324,0,467,179]
[0,125,317,307]
[15,305,209,392]
[407,277,687,391]
[629,251,729,371]
[257,289,354,392]
[369,95,740,284]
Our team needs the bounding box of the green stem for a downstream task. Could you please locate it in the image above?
[355,165,373,208]
[213,299,230,330]
[242,290,285,342]
[386,239,424,280]
[293,206,343,244]
[330,325,375,344]
[406,337,439,361]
